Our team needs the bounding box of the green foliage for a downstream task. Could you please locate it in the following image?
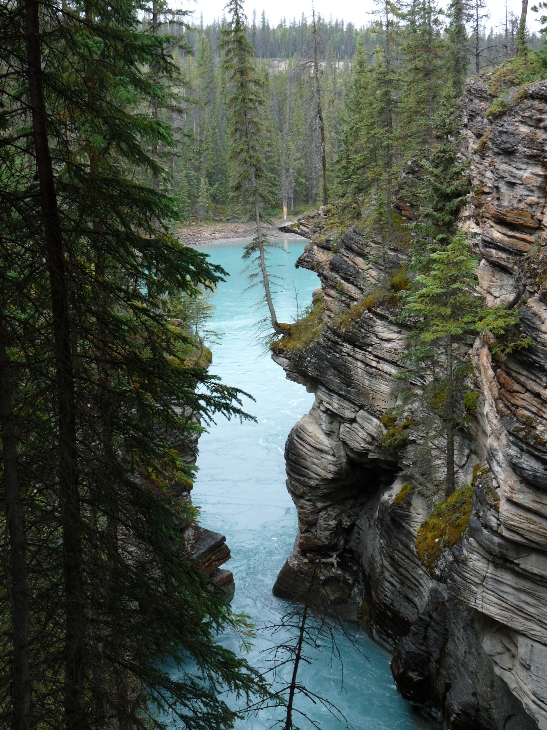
[400,0,446,152]
[446,0,469,95]
[398,91,518,496]
[220,0,274,215]
[399,229,517,495]
[0,0,267,727]
[484,52,547,118]
[410,97,472,270]
[197,174,213,221]
[415,487,474,571]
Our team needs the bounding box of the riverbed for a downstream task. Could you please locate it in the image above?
[187,239,427,729]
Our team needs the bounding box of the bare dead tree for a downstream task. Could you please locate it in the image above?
[244,570,369,729]
[470,0,489,73]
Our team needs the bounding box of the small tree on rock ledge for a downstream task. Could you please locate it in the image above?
[399,232,518,498]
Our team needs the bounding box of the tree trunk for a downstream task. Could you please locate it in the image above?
[518,0,528,53]
[312,10,328,207]
[255,201,283,335]
[151,0,159,193]
[284,602,308,730]
[24,2,84,726]
[475,5,480,74]
[243,104,282,335]
[384,2,394,234]
[0,319,30,730]
[445,335,455,498]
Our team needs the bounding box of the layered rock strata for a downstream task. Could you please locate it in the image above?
[273,79,547,728]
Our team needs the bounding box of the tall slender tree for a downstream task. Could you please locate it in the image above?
[518,0,529,52]
[221,0,283,334]
[312,8,328,206]
[401,233,517,496]
[401,0,446,152]
[446,0,470,94]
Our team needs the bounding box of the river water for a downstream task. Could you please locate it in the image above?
[187,239,426,730]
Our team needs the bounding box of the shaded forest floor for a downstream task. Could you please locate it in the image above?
[176,217,301,246]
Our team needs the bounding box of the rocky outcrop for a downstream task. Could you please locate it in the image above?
[183,524,235,600]
[173,408,235,598]
[272,79,547,728]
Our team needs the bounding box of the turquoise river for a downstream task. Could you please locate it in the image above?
[178,239,429,730]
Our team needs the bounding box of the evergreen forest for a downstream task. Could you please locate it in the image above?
[1,0,546,728]
[151,2,544,219]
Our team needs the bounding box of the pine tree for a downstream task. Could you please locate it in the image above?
[400,233,517,497]
[311,8,328,206]
[410,97,471,272]
[335,34,378,202]
[371,0,402,234]
[399,102,517,497]
[220,0,283,334]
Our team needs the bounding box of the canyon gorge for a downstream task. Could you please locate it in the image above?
[271,77,547,730]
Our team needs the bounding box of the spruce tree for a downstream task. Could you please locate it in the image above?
[220,0,283,334]
[400,233,517,497]
[401,0,446,152]
[371,0,402,234]
[197,173,212,221]
[400,102,517,497]
[335,34,378,202]
[410,97,471,272]
[311,7,328,206]
[446,0,470,95]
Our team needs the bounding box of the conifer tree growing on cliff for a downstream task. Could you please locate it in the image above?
[400,104,518,498]
[401,234,519,497]
[221,0,283,335]
[410,97,471,271]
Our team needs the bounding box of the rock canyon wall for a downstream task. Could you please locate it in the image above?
[273,79,547,729]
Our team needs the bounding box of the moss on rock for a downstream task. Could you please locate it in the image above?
[381,419,412,450]
[394,482,414,506]
[415,487,474,573]
[270,296,325,355]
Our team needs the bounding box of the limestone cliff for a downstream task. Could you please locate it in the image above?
[273,78,547,729]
